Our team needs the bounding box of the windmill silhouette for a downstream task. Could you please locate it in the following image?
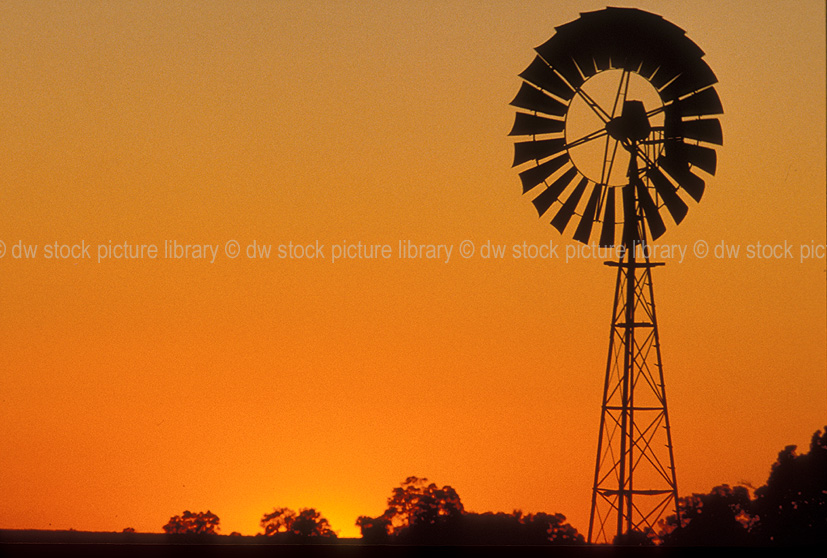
[509,7,722,543]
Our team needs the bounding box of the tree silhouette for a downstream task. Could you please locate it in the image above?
[356,476,463,542]
[385,476,464,534]
[355,515,392,544]
[658,426,827,546]
[162,510,220,535]
[260,507,336,538]
[659,485,754,546]
[260,507,293,536]
[453,511,585,545]
[612,528,656,546]
[356,477,583,545]
[751,426,827,546]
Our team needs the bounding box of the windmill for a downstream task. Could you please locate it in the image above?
[508,8,723,543]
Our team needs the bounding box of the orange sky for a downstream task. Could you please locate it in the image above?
[0,1,824,538]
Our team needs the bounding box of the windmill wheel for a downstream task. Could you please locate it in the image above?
[509,7,723,247]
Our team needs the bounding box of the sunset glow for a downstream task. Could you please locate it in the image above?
[0,1,824,539]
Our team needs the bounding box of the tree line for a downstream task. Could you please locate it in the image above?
[160,426,826,545]
[656,425,827,546]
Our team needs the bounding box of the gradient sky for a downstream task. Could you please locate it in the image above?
[0,1,824,538]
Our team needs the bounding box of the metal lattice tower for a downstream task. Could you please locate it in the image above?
[588,228,678,543]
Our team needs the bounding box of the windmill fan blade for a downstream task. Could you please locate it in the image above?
[519,154,569,193]
[665,141,717,175]
[621,184,639,246]
[650,59,682,92]
[621,56,645,73]
[510,82,568,116]
[638,57,659,80]
[534,34,585,89]
[513,138,566,167]
[531,166,578,216]
[594,51,610,71]
[574,183,603,243]
[599,188,616,247]
[571,50,597,80]
[661,155,706,202]
[648,166,689,224]
[509,112,565,136]
[581,7,689,79]
[677,118,723,145]
[636,182,667,240]
[660,58,718,101]
[551,177,588,233]
[637,19,712,99]
[518,56,575,101]
[672,87,723,118]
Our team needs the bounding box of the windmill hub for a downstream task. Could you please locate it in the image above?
[605,100,651,144]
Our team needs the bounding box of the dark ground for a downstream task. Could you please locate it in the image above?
[0,530,804,557]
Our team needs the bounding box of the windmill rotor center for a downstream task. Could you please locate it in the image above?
[563,70,664,187]
[606,100,651,145]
